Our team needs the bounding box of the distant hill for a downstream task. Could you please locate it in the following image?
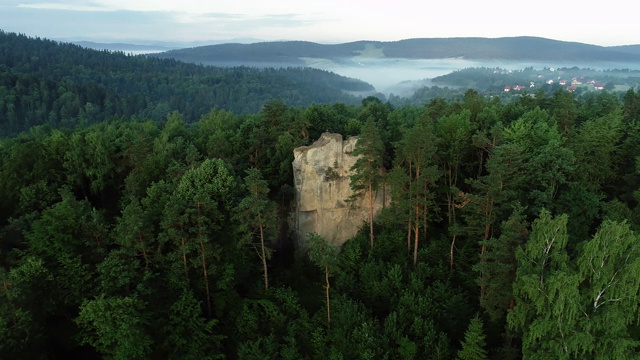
[72,38,267,54]
[0,30,374,136]
[154,41,354,66]
[73,41,177,54]
[154,36,640,65]
[609,44,640,56]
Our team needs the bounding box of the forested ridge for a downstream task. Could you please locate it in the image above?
[0,30,373,137]
[2,30,640,360]
[155,36,640,65]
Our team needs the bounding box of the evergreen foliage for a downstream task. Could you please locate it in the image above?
[0,31,368,137]
[457,315,488,360]
[1,30,640,359]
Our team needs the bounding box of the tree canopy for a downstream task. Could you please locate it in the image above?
[2,29,640,360]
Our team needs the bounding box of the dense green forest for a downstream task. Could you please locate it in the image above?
[2,30,640,359]
[0,31,374,137]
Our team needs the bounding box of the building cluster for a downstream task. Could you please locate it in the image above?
[504,73,605,93]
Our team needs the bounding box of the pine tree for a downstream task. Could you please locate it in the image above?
[235,167,277,291]
[349,118,385,251]
[393,120,440,267]
[475,206,528,323]
[457,315,488,360]
[435,110,475,268]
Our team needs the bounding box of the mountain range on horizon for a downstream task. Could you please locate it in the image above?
[69,36,640,63]
[70,38,264,52]
[146,36,640,66]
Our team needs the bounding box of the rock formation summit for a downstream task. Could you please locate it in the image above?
[292,133,388,247]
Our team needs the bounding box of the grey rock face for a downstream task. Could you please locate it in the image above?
[292,133,388,247]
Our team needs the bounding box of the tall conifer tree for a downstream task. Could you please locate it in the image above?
[349,118,385,250]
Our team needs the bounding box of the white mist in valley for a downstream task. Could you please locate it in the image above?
[303,57,640,96]
[302,57,476,95]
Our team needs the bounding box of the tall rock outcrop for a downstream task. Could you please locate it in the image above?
[292,133,388,247]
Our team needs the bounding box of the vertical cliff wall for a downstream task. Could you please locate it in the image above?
[292,133,388,247]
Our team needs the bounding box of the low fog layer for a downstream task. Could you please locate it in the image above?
[303,57,640,96]
[302,57,477,93]
[145,37,640,97]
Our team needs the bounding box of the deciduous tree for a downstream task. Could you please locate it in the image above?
[307,233,339,326]
[76,295,152,360]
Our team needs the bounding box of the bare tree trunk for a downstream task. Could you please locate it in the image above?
[259,223,269,290]
[449,183,458,269]
[407,219,412,259]
[477,149,485,178]
[445,163,453,224]
[407,162,413,259]
[422,182,428,241]
[325,266,331,327]
[413,165,421,268]
[413,200,420,268]
[447,164,458,270]
[181,241,188,273]
[479,201,492,301]
[199,240,212,318]
[179,227,188,276]
[197,202,212,318]
[369,180,374,251]
[450,234,456,269]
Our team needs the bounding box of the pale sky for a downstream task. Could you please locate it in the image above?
[1,0,637,46]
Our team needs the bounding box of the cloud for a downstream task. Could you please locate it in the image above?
[253,13,324,28]
[0,5,178,41]
[168,11,328,41]
[16,0,110,11]
[173,12,242,24]
[184,12,323,27]
[1,0,337,43]
[198,12,244,20]
[3,0,637,46]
